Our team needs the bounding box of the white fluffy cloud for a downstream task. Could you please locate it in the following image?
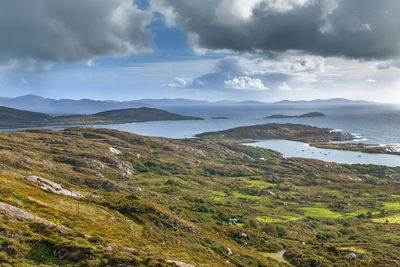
[0,0,153,64]
[164,77,188,88]
[224,76,269,90]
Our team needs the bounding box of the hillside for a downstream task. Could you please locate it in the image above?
[0,128,399,266]
[0,107,202,129]
[93,107,202,123]
[0,106,51,128]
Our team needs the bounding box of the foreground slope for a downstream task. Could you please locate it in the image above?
[0,128,399,266]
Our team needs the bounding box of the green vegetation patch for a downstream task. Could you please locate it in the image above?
[382,202,400,211]
[337,246,367,255]
[373,214,400,224]
[300,207,342,218]
[256,215,300,223]
[246,179,276,188]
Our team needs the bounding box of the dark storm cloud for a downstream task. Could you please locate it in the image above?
[0,0,153,63]
[152,0,400,60]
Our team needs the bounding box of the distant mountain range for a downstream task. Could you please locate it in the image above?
[274,98,373,105]
[0,95,375,115]
[0,106,202,129]
[265,112,326,119]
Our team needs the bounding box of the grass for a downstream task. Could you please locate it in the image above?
[337,247,367,255]
[246,179,276,188]
[299,207,342,219]
[256,215,300,223]
[382,202,400,211]
[373,214,400,224]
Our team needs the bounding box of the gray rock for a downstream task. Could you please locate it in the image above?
[345,252,357,260]
[109,147,121,155]
[166,260,196,267]
[27,175,83,198]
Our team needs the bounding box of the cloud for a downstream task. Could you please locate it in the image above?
[366,79,377,83]
[187,55,325,91]
[152,0,400,60]
[224,76,269,90]
[164,77,187,88]
[20,78,29,85]
[290,57,325,72]
[278,82,292,91]
[0,0,153,64]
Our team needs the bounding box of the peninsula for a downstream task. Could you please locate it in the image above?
[0,106,202,129]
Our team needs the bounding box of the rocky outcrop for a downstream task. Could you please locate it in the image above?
[167,260,196,267]
[85,159,104,172]
[0,201,68,233]
[27,175,83,198]
[119,161,134,178]
[345,252,357,260]
[109,147,121,155]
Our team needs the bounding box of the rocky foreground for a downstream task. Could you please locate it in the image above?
[0,128,399,266]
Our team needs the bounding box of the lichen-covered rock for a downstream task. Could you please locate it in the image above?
[85,159,104,172]
[27,175,83,198]
[345,253,357,260]
[109,147,121,155]
[0,201,69,233]
[167,260,196,267]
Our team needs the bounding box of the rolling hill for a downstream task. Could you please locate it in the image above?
[0,106,202,129]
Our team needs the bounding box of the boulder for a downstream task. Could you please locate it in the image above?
[109,147,121,155]
[345,253,357,260]
[167,260,196,267]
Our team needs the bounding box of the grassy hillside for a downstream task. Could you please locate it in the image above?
[93,107,202,123]
[0,107,202,129]
[0,128,399,266]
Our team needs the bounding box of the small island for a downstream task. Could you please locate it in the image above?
[265,112,325,119]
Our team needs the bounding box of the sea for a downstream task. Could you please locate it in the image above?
[7,103,400,167]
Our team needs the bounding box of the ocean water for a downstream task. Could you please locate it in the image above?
[245,140,400,167]
[5,103,400,166]
[90,104,400,145]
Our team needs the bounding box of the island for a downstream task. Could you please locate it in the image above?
[311,142,400,155]
[265,112,325,119]
[197,123,352,143]
[0,106,203,129]
[0,127,399,266]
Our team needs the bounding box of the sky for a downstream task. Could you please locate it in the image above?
[0,0,399,102]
